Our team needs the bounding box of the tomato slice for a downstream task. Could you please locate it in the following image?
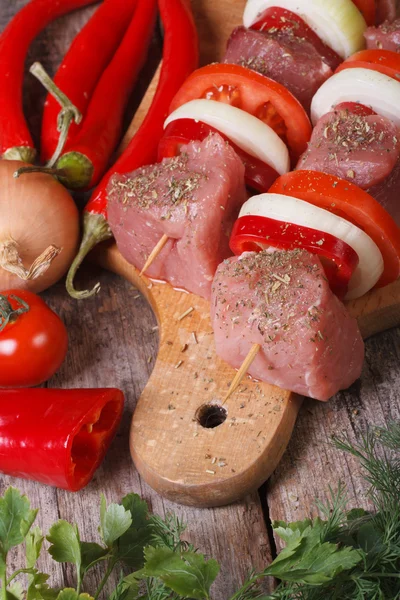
[335,101,377,116]
[169,63,312,164]
[269,170,400,288]
[158,119,279,193]
[230,214,359,299]
[250,7,341,70]
[336,49,400,81]
[351,0,376,26]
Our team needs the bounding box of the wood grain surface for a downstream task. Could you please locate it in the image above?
[0,0,399,597]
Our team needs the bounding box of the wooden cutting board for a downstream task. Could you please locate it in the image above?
[94,0,400,507]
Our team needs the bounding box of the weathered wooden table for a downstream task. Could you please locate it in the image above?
[2,1,400,597]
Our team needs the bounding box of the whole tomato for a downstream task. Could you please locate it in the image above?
[0,289,68,387]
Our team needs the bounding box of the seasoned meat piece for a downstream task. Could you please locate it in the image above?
[211,250,364,401]
[368,157,400,225]
[108,134,247,299]
[297,109,400,188]
[365,17,400,51]
[223,26,332,112]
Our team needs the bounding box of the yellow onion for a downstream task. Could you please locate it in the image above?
[0,160,79,293]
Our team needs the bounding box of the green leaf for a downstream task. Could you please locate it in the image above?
[47,521,81,574]
[0,488,37,555]
[55,590,93,600]
[108,573,140,600]
[115,496,152,568]
[27,571,58,600]
[266,519,363,585]
[100,496,132,548]
[273,519,314,544]
[7,582,24,600]
[80,542,108,573]
[347,508,370,522]
[143,546,220,599]
[26,527,44,569]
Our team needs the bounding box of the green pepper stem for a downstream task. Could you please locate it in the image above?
[66,212,112,300]
[29,62,82,165]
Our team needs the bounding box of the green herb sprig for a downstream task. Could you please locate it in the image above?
[0,422,398,600]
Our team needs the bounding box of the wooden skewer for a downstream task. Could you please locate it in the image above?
[140,234,169,276]
[223,343,261,404]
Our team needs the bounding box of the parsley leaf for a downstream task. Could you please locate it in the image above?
[142,546,220,599]
[114,495,152,568]
[100,496,132,548]
[0,488,37,556]
[55,589,93,600]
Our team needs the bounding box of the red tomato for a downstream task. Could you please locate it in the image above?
[351,0,376,25]
[158,118,280,193]
[0,290,68,387]
[251,7,341,70]
[169,63,312,164]
[269,171,400,288]
[336,49,400,81]
[335,102,377,117]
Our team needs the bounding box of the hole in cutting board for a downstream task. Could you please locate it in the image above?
[196,403,227,428]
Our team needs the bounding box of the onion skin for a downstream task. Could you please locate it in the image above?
[0,161,79,293]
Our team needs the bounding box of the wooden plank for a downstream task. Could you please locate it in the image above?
[266,327,400,551]
[0,3,274,595]
[44,269,274,597]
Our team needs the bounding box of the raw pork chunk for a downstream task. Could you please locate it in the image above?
[211,250,364,401]
[365,18,400,51]
[297,109,400,222]
[108,134,247,299]
[223,26,332,112]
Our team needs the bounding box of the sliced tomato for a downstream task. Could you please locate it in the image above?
[230,214,359,298]
[336,49,400,81]
[269,170,400,288]
[169,63,312,164]
[335,101,377,116]
[158,119,279,193]
[351,0,376,26]
[251,7,341,70]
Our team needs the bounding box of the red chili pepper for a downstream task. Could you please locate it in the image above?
[230,215,360,299]
[0,388,124,491]
[0,0,98,164]
[251,7,341,71]
[45,0,157,191]
[66,0,199,298]
[158,118,279,193]
[40,0,138,164]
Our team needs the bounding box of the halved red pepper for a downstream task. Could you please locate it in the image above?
[230,215,359,299]
[158,118,279,193]
[0,388,124,491]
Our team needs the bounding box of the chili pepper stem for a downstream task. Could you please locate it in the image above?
[55,151,94,190]
[2,146,36,164]
[0,240,61,281]
[66,212,112,299]
[30,62,82,164]
[13,165,65,179]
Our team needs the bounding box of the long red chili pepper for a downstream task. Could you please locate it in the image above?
[40,0,138,163]
[40,0,158,191]
[66,0,199,298]
[0,388,124,491]
[0,0,98,164]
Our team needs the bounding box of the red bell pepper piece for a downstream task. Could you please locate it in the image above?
[66,0,199,299]
[0,388,124,491]
[40,0,139,164]
[251,7,341,71]
[230,215,360,299]
[158,118,279,193]
[0,0,98,164]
